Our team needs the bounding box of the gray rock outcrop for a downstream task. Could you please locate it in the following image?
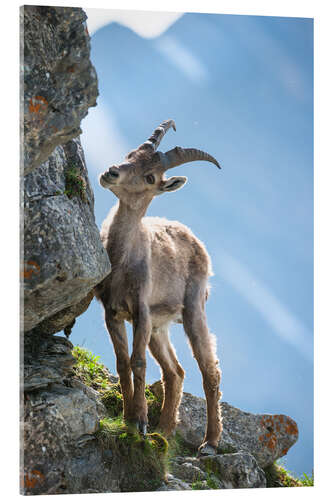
[164,453,266,490]
[23,332,76,391]
[200,452,267,489]
[21,5,110,334]
[171,459,207,483]
[177,391,298,469]
[23,366,121,495]
[22,5,98,175]
[157,474,193,491]
[23,137,110,332]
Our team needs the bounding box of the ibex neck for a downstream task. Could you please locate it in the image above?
[108,201,149,266]
[115,200,149,223]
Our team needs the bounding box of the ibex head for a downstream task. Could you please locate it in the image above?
[99,120,220,210]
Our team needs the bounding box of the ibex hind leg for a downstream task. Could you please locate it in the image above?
[148,326,185,435]
[182,281,222,455]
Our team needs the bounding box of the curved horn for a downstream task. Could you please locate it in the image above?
[138,119,176,152]
[162,147,221,170]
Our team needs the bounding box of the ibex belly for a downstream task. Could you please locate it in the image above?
[148,274,185,327]
[149,302,183,328]
[111,279,184,327]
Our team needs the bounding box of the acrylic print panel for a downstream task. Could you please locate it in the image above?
[21,3,314,494]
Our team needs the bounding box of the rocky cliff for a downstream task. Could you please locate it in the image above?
[21,5,300,495]
[21,6,110,334]
[23,345,300,494]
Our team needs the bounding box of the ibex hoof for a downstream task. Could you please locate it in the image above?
[197,442,217,457]
[135,420,147,437]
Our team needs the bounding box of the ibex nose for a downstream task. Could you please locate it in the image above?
[99,166,120,188]
[108,166,119,178]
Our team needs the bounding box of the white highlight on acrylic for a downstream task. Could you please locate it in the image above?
[85,8,183,38]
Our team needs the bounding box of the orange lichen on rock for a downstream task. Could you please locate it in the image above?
[260,416,268,427]
[67,64,77,73]
[23,260,40,279]
[24,469,45,489]
[258,413,298,458]
[285,420,298,436]
[267,435,277,450]
[29,95,48,114]
[261,415,274,427]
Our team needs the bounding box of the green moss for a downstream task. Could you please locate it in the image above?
[264,462,313,488]
[100,384,123,417]
[145,385,162,430]
[64,164,87,202]
[96,417,168,492]
[190,468,220,490]
[148,432,169,454]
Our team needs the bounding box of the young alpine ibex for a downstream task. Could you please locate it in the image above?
[95,120,222,455]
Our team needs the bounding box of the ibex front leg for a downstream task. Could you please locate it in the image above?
[105,311,134,422]
[131,301,151,435]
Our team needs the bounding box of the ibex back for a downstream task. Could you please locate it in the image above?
[95,120,222,455]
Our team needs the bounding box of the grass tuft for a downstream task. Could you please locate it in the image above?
[64,164,87,202]
[264,462,314,488]
[72,346,114,392]
[299,471,314,487]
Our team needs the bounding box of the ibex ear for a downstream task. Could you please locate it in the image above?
[159,176,187,193]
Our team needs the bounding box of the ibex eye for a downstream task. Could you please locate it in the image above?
[146,174,155,185]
